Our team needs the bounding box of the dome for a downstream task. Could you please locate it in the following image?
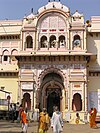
[38,1,70,14]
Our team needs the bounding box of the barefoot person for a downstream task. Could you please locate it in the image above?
[39,108,50,133]
[51,106,63,133]
[89,107,97,128]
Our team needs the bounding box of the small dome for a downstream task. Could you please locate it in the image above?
[72,10,83,18]
[26,13,35,19]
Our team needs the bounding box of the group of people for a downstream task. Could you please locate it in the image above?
[38,106,63,133]
[9,103,28,133]
[20,106,98,133]
[9,103,98,132]
[19,105,63,133]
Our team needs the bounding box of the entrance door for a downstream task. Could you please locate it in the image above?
[47,91,60,117]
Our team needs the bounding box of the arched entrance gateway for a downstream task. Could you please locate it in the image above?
[40,72,64,117]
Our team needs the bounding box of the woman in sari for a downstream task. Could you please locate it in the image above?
[89,108,97,128]
[39,108,50,133]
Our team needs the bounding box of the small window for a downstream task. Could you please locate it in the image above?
[73,35,81,48]
[1,87,4,90]
[4,56,8,61]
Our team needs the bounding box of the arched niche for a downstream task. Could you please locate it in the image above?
[73,34,81,48]
[49,35,56,48]
[26,35,33,48]
[72,93,82,111]
[58,35,66,48]
[22,93,31,110]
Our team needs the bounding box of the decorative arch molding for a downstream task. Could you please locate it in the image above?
[72,90,82,97]
[42,80,64,95]
[37,8,69,25]
[3,49,10,55]
[11,49,18,55]
[37,66,67,89]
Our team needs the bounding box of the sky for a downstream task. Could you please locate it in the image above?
[0,0,100,21]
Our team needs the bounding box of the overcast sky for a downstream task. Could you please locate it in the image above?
[0,0,100,21]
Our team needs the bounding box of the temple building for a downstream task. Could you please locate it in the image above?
[0,1,100,123]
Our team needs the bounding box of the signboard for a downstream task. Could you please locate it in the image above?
[21,82,33,90]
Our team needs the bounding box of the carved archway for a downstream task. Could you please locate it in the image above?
[36,67,67,109]
[37,67,67,87]
[37,72,64,116]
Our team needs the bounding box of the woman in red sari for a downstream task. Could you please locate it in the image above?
[89,108,97,128]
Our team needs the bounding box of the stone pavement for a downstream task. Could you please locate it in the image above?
[0,120,100,133]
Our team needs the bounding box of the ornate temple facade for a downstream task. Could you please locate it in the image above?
[0,1,100,123]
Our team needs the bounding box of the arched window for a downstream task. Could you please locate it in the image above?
[26,35,33,48]
[3,50,9,62]
[58,35,66,48]
[40,36,47,48]
[72,93,82,111]
[73,35,81,48]
[49,35,56,48]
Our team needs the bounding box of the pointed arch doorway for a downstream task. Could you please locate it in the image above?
[39,72,64,117]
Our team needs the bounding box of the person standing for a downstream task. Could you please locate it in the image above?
[20,108,28,133]
[89,107,97,128]
[51,106,63,133]
[38,108,50,133]
[17,104,23,122]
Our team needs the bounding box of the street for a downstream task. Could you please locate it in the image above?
[0,121,100,133]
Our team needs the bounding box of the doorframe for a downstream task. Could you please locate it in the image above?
[41,81,64,112]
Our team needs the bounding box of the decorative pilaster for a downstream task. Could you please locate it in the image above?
[65,90,68,109]
[85,82,88,112]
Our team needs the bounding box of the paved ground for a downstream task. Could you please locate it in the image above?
[0,120,100,133]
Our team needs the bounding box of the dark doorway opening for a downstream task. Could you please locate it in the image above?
[47,91,60,117]
[22,93,31,110]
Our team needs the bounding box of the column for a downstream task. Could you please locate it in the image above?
[65,90,68,109]
[85,82,88,112]
[60,96,63,112]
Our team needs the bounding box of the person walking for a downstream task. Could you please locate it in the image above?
[51,106,63,133]
[20,108,28,133]
[38,108,50,133]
